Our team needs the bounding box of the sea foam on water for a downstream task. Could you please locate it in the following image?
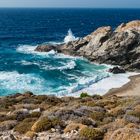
[64,29,79,43]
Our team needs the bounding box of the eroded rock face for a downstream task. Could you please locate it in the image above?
[35,20,140,71]
[115,20,140,33]
[35,44,60,52]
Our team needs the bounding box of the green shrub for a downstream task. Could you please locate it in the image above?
[30,112,41,118]
[90,112,105,121]
[14,118,36,134]
[32,117,63,132]
[80,93,90,98]
[127,110,140,119]
[85,101,96,107]
[80,127,104,140]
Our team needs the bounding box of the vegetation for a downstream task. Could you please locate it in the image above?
[1,92,140,139]
[127,110,140,119]
[80,93,90,98]
[80,127,104,140]
[14,118,37,134]
[32,117,63,132]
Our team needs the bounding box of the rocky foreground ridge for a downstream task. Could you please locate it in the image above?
[1,92,140,140]
[35,20,140,71]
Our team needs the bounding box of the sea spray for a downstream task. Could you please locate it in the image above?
[64,29,79,43]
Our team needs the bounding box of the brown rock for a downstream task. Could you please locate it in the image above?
[104,128,140,140]
[35,44,58,52]
[64,123,87,133]
[115,20,140,32]
[0,120,17,131]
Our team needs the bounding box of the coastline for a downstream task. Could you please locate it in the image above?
[71,72,139,97]
[105,74,140,97]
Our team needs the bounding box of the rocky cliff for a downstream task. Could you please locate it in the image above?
[35,20,140,71]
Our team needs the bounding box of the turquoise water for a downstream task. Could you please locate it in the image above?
[1,8,139,96]
[0,44,110,96]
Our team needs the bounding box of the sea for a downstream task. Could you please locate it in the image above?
[0,8,140,96]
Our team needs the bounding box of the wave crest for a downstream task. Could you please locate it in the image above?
[42,60,76,71]
[0,71,45,95]
[64,29,79,43]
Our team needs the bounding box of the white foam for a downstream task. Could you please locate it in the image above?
[16,44,82,62]
[64,29,79,43]
[16,45,56,57]
[69,72,138,97]
[42,60,76,71]
[16,45,37,54]
[53,72,110,97]
[0,71,45,93]
[20,60,40,66]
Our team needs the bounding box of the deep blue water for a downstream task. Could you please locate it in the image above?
[0,8,140,96]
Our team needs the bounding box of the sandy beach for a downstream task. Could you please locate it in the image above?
[106,74,140,97]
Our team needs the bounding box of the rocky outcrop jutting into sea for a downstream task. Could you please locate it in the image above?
[35,20,140,71]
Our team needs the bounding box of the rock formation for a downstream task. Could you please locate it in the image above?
[35,20,140,71]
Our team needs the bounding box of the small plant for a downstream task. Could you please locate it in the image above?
[32,117,63,132]
[80,127,104,140]
[90,112,105,121]
[127,110,140,119]
[30,112,41,118]
[80,93,90,98]
[14,118,36,134]
[25,131,36,138]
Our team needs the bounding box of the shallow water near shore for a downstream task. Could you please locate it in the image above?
[0,44,111,96]
[0,8,140,96]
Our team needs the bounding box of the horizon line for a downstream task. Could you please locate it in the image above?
[0,7,140,9]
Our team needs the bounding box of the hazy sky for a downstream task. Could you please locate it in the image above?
[0,0,140,8]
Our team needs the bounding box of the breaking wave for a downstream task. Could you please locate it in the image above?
[64,29,79,43]
[0,71,46,96]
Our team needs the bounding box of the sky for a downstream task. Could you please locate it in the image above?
[0,0,140,8]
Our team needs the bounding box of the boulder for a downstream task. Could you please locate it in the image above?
[109,67,126,74]
[0,120,17,131]
[64,123,87,133]
[35,44,58,52]
[124,114,140,123]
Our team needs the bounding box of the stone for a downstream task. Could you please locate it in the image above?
[35,44,59,52]
[0,134,16,140]
[115,20,140,32]
[109,67,126,74]
[0,121,17,132]
[64,123,87,133]
[124,114,140,123]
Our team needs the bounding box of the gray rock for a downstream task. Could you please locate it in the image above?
[0,134,16,140]
[124,114,140,123]
[0,121,17,132]
[109,67,126,74]
[35,20,140,71]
